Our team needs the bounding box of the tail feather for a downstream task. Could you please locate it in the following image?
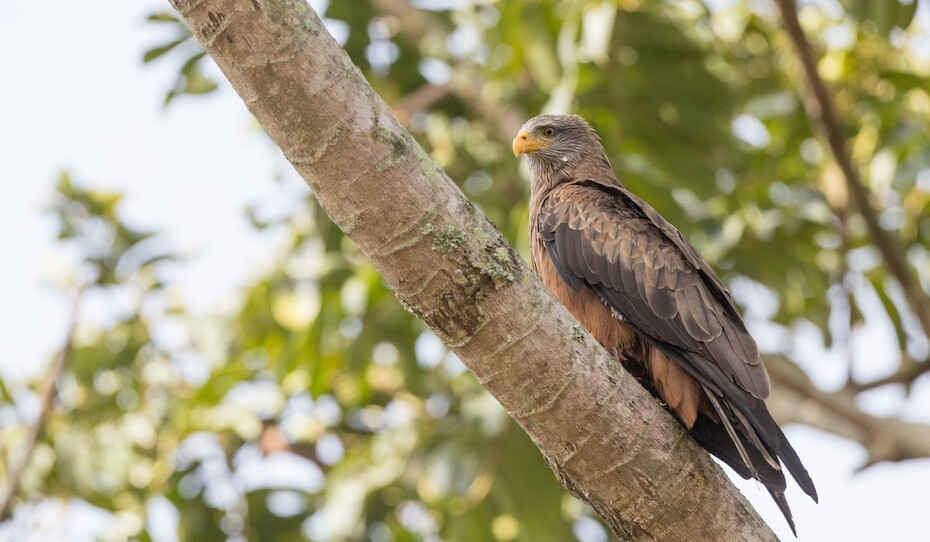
[768,486,797,537]
[688,385,815,536]
[689,413,786,490]
[691,411,800,536]
[774,422,818,502]
[731,403,781,471]
[741,399,818,503]
[655,346,816,535]
[704,389,759,478]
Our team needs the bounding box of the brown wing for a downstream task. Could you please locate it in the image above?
[537,181,770,400]
[532,227,702,428]
[536,179,817,514]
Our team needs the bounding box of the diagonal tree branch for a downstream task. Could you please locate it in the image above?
[766,355,930,469]
[0,289,83,520]
[849,354,930,393]
[169,0,777,539]
[392,82,452,126]
[774,0,930,341]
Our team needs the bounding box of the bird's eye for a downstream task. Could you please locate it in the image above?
[543,127,555,137]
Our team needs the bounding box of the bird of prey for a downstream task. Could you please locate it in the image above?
[513,114,817,534]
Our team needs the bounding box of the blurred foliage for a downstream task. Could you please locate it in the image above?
[3,0,930,541]
[143,11,218,104]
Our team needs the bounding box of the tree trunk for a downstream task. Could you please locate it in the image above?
[169,1,777,539]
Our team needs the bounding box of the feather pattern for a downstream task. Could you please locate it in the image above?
[520,113,815,535]
[538,182,769,399]
[532,179,816,535]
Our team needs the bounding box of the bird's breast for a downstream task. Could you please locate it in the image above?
[531,236,637,354]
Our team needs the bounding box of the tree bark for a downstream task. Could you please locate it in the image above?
[169,1,777,539]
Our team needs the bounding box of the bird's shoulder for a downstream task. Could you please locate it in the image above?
[539,179,743,321]
[538,180,646,236]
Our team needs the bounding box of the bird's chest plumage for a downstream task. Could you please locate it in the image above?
[530,230,638,355]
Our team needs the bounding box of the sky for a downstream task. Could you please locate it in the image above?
[0,1,302,381]
[1,1,929,541]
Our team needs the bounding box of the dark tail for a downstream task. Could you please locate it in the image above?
[689,390,817,537]
[653,346,817,535]
[741,398,818,503]
[772,420,818,502]
[767,486,797,537]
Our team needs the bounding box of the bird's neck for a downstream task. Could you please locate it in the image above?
[529,150,618,198]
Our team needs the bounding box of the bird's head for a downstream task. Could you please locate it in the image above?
[512,114,606,177]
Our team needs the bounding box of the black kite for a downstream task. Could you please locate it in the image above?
[514,114,817,535]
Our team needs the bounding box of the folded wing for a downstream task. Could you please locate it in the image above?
[536,180,817,511]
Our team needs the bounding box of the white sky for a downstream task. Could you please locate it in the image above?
[1,1,929,541]
[0,1,300,381]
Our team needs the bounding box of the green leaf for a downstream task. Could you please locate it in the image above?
[146,11,179,23]
[143,37,187,63]
[180,51,207,76]
[840,0,919,36]
[183,70,218,94]
[0,379,13,404]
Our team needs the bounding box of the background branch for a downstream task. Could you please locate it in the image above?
[767,355,930,469]
[774,0,930,341]
[372,0,525,142]
[849,355,930,392]
[392,82,452,126]
[0,289,83,520]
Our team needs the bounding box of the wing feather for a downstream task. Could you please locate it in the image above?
[644,274,677,319]
[538,181,769,400]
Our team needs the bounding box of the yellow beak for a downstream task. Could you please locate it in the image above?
[512,130,551,157]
